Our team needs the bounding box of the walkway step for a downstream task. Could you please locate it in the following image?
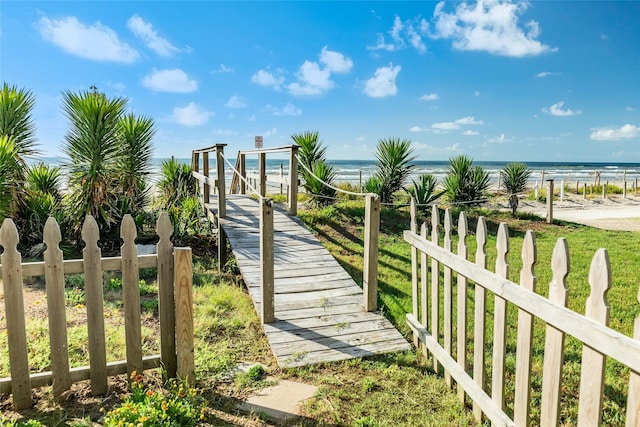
[209,195,411,368]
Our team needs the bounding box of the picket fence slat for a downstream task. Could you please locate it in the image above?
[472,217,488,423]
[577,249,611,426]
[540,238,570,426]
[0,219,31,409]
[410,199,419,348]
[157,212,177,378]
[431,206,440,374]
[443,209,453,387]
[492,223,510,412]
[514,231,537,425]
[456,212,468,404]
[627,287,640,427]
[43,218,71,402]
[122,215,143,382]
[175,248,195,386]
[420,222,429,361]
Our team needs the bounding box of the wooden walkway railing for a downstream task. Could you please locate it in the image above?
[0,213,194,409]
[404,202,640,426]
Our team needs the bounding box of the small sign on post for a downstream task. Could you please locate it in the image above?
[255,135,263,149]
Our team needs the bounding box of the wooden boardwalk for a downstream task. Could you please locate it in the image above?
[207,195,410,367]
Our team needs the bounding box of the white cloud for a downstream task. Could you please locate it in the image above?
[431,0,554,57]
[462,130,479,136]
[409,126,429,132]
[127,15,179,57]
[106,81,126,92]
[590,124,640,141]
[211,129,236,136]
[36,16,138,62]
[431,115,484,131]
[536,71,560,78]
[368,16,428,54]
[413,142,461,154]
[543,101,581,117]
[142,68,198,93]
[319,46,353,73]
[363,63,401,98]
[212,64,234,74]
[626,107,636,112]
[265,102,302,116]
[488,133,508,143]
[474,91,481,96]
[420,93,440,101]
[172,102,213,126]
[251,69,285,90]
[288,47,353,95]
[225,95,247,108]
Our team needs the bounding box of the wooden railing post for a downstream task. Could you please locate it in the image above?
[410,199,418,344]
[240,153,246,195]
[547,179,554,224]
[259,152,267,197]
[175,247,195,386]
[216,145,226,218]
[289,146,299,215]
[192,151,200,174]
[0,219,32,409]
[156,212,177,378]
[363,194,380,312]
[260,198,275,323]
[203,151,210,203]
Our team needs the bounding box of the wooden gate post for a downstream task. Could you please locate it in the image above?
[175,247,195,386]
[239,153,246,195]
[216,145,226,218]
[363,194,380,311]
[289,145,299,215]
[259,152,267,197]
[546,179,554,224]
[260,198,275,323]
[203,151,210,204]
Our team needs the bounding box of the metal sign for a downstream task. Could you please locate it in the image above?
[255,135,263,148]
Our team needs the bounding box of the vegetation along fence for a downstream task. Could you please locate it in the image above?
[0,213,194,410]
[404,201,640,426]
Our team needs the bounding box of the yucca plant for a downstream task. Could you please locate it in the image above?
[157,158,198,210]
[405,173,444,215]
[500,162,532,215]
[0,135,21,220]
[62,89,127,234]
[364,137,416,203]
[292,131,337,206]
[26,163,62,201]
[116,113,155,214]
[443,154,490,206]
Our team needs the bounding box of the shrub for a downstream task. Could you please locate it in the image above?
[500,162,532,215]
[442,155,489,206]
[364,138,415,203]
[405,173,444,215]
[292,131,337,206]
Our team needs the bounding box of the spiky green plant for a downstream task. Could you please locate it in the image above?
[442,154,490,206]
[116,113,155,213]
[500,161,532,215]
[0,135,21,220]
[291,131,337,205]
[26,163,62,201]
[364,137,416,203]
[157,158,198,210]
[0,83,37,164]
[62,89,128,233]
[405,173,444,215]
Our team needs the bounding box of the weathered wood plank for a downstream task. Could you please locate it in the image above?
[456,212,468,403]
[121,215,143,382]
[443,208,453,387]
[473,217,488,422]
[267,320,395,344]
[431,206,440,373]
[263,311,395,333]
[156,212,176,378]
[492,223,510,412]
[175,248,195,386]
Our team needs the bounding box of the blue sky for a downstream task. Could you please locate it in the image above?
[1,1,639,161]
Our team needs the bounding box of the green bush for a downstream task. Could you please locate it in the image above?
[364,138,415,203]
[292,131,337,206]
[443,154,489,206]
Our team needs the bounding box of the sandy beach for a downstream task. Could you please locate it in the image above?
[509,194,640,231]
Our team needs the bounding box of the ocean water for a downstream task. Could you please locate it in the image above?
[32,157,640,189]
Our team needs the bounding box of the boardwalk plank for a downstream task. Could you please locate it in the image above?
[209,195,410,367]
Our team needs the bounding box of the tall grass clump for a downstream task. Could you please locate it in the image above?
[364,137,416,203]
[443,154,489,206]
[292,130,336,206]
[405,173,444,216]
[501,161,532,215]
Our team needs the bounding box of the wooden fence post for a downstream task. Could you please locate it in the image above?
[203,151,210,203]
[260,198,275,323]
[363,194,380,312]
[240,153,246,195]
[192,152,200,174]
[121,215,143,382]
[457,212,468,403]
[216,146,226,218]
[43,217,71,402]
[626,284,640,426]
[473,217,488,422]
[492,223,510,412]
[541,238,570,426]
[420,222,429,360]
[547,179,554,224]
[259,152,267,197]
[289,146,299,215]
[175,247,195,386]
[410,199,419,346]
[514,231,537,425]
[443,208,453,387]
[577,249,611,426]
[0,219,32,409]
[82,216,108,395]
[584,183,587,199]
[431,206,440,374]
[156,213,177,378]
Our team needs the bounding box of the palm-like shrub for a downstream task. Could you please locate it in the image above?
[364,138,416,203]
[157,158,198,210]
[443,155,490,206]
[0,136,21,219]
[292,131,336,206]
[405,173,444,215]
[500,162,531,215]
[62,89,128,233]
[116,113,155,213]
[26,163,63,201]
